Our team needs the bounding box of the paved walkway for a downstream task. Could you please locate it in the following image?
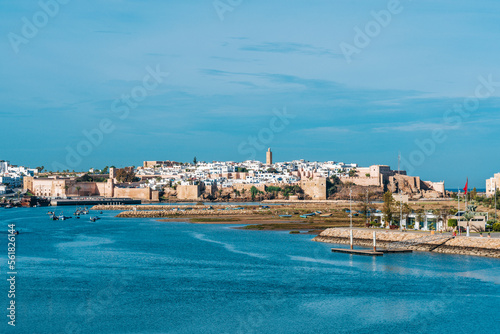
[350,227,500,238]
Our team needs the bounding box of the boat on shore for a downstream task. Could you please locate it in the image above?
[279,214,292,218]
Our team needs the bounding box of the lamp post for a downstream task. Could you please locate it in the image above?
[458,189,461,235]
[495,184,497,223]
[400,191,403,231]
[350,188,353,249]
[366,189,369,227]
[349,188,352,230]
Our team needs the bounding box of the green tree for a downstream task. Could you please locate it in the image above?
[415,208,425,226]
[357,191,374,218]
[326,176,342,197]
[76,186,81,196]
[115,169,138,183]
[439,206,454,231]
[382,191,394,226]
[193,157,197,165]
[470,187,478,201]
[250,186,260,201]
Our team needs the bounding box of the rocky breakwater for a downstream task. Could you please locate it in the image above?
[115,208,254,218]
[91,204,258,211]
[313,228,500,258]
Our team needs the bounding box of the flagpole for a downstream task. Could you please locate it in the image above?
[495,184,497,223]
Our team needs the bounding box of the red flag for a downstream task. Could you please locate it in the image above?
[463,178,468,195]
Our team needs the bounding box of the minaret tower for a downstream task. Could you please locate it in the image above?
[266,148,273,165]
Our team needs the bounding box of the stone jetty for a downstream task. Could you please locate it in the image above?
[115,209,254,218]
[313,228,500,258]
[91,204,258,212]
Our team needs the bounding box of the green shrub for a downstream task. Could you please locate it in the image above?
[493,223,500,232]
[448,219,458,227]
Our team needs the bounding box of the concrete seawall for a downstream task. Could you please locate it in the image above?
[313,228,500,258]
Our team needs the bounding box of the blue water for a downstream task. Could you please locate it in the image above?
[1,207,499,334]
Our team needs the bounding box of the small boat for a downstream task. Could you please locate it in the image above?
[5,204,13,209]
[47,211,54,215]
[279,215,292,218]
[58,213,72,221]
[50,214,58,220]
[315,211,322,214]
[90,216,101,222]
[320,213,332,217]
[300,214,314,218]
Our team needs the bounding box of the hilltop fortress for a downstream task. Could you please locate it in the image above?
[22,150,445,202]
[139,150,445,201]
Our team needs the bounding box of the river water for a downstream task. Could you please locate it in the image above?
[1,207,499,333]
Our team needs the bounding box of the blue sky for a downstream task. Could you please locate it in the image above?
[1,0,499,188]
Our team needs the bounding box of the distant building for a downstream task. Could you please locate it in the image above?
[266,148,272,165]
[486,173,500,197]
[0,161,8,174]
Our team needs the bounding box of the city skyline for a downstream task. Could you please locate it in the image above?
[1,0,499,188]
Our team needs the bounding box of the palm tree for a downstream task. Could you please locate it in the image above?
[416,208,425,230]
[76,186,81,197]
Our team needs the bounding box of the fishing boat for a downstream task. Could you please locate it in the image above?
[279,214,292,218]
[320,213,332,217]
[58,213,72,221]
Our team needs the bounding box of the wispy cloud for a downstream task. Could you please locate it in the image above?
[94,30,131,35]
[239,42,343,58]
[373,122,458,132]
[296,126,352,135]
